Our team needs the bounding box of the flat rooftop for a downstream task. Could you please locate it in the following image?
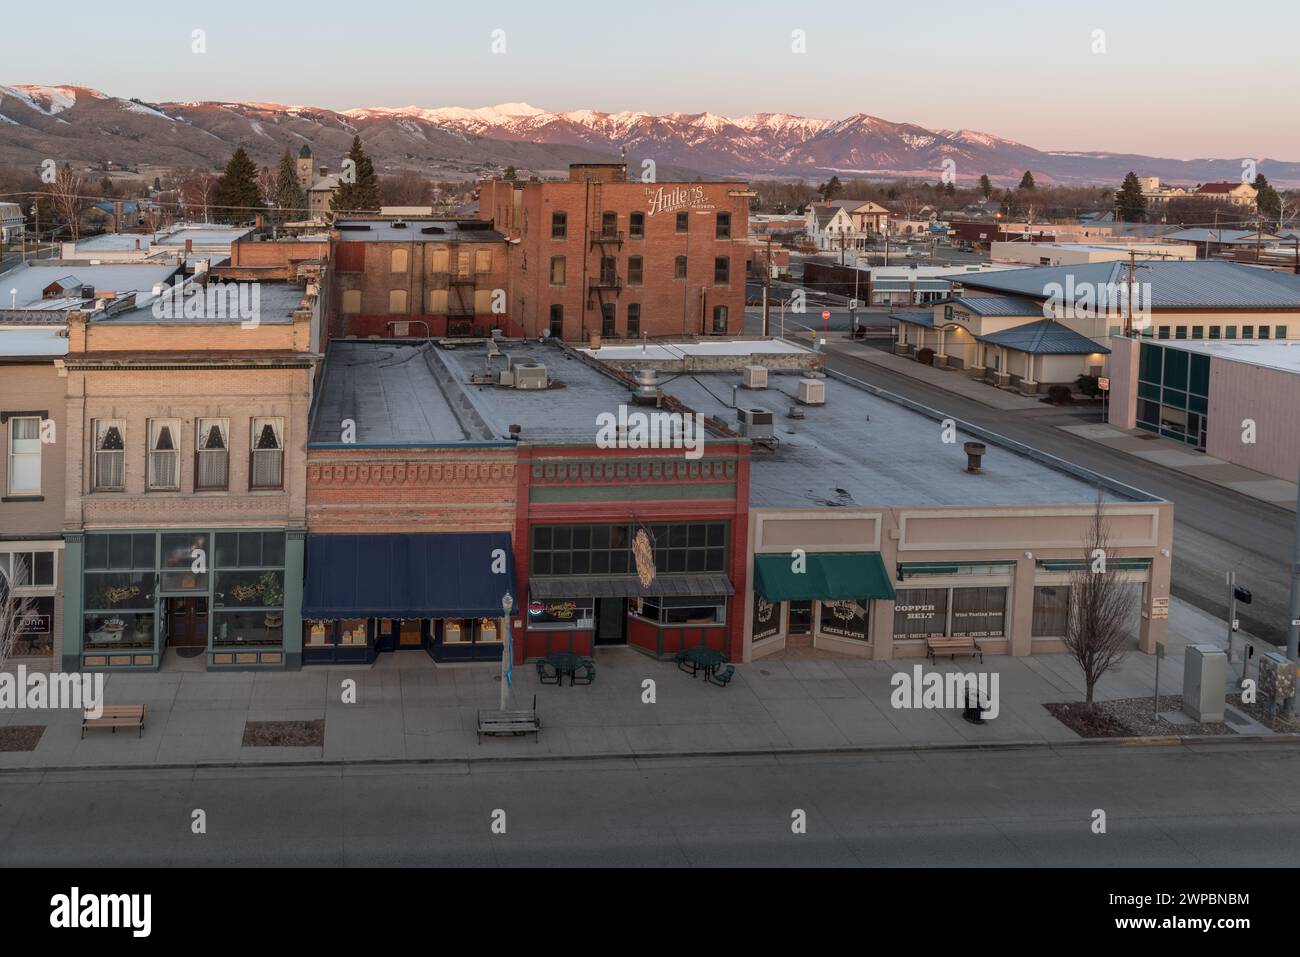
[1148,338,1300,375]
[0,327,68,358]
[310,337,1138,509]
[334,219,506,243]
[578,339,812,362]
[97,280,306,324]
[0,260,182,309]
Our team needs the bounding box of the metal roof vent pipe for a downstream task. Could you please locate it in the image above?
[963,441,986,473]
[632,367,660,405]
[508,423,522,441]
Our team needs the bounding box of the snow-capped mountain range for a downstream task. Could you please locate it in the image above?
[3,84,1298,186]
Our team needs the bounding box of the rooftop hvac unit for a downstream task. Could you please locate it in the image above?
[513,363,548,390]
[498,370,514,387]
[797,378,826,405]
[742,365,768,389]
[736,408,774,440]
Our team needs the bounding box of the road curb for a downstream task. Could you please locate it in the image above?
[4,730,1297,776]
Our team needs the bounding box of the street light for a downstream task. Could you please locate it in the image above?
[9,288,16,309]
[500,593,514,709]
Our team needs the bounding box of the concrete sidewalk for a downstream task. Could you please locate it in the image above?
[1059,421,1298,511]
[2,598,1284,771]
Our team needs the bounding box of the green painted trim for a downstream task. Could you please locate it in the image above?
[282,529,305,660]
[62,536,85,659]
[531,484,736,503]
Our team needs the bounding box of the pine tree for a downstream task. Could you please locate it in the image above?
[1018,170,1036,190]
[273,148,306,223]
[979,174,992,199]
[331,136,380,214]
[212,147,262,224]
[1115,172,1147,223]
[1254,174,1281,224]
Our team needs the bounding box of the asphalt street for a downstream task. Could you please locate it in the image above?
[1,744,1296,865]
[746,309,1295,645]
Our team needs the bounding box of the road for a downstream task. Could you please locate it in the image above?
[747,308,1295,644]
[1,744,1296,865]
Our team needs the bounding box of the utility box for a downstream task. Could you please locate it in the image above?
[1259,652,1296,718]
[1182,644,1227,723]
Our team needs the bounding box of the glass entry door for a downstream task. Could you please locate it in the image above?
[788,600,813,635]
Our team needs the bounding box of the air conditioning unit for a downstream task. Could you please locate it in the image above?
[513,363,548,389]
[742,365,768,389]
[797,378,825,405]
[498,370,514,387]
[736,408,774,440]
[391,321,410,337]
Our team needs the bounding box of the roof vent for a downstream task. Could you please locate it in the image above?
[392,220,407,229]
[963,441,987,473]
[632,367,660,405]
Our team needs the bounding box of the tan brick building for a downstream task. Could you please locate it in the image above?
[326,218,510,339]
[479,164,753,340]
[58,278,320,671]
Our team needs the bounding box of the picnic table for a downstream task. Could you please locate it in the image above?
[677,646,725,678]
[537,651,596,686]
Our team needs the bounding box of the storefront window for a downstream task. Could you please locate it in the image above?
[950,587,1006,638]
[527,598,595,630]
[213,532,285,647]
[752,593,780,641]
[531,523,727,577]
[84,612,155,649]
[1032,586,1070,637]
[212,611,283,647]
[892,588,948,640]
[10,595,54,656]
[819,599,869,641]
[160,532,209,591]
[339,619,369,646]
[635,596,727,625]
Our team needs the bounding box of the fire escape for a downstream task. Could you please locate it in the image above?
[447,242,477,337]
[587,183,622,335]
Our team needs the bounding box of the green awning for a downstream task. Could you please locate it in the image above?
[1037,558,1152,573]
[753,552,896,602]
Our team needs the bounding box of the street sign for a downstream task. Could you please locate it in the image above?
[848,299,858,310]
[821,310,831,320]
[1098,377,1110,391]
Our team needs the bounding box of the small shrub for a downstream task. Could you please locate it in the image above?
[1047,384,1073,404]
[916,347,935,366]
[1076,374,1101,398]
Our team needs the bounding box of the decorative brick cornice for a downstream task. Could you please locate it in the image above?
[530,457,737,485]
[308,461,516,487]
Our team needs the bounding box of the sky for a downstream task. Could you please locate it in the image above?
[5,0,1299,160]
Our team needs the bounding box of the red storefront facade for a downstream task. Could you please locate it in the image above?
[510,442,751,664]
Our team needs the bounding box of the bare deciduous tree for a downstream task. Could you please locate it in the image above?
[1064,493,1137,707]
[49,162,86,241]
[0,559,38,670]
[179,168,218,223]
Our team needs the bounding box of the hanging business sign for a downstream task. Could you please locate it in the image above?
[632,528,656,587]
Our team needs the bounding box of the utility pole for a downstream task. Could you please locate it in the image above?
[762,234,772,337]
[1226,569,1237,662]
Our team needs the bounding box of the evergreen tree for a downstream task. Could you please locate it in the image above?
[978,174,992,199]
[100,176,115,197]
[212,147,262,224]
[331,136,380,214]
[1018,170,1036,190]
[503,165,517,181]
[816,175,843,202]
[272,147,306,223]
[1253,174,1281,223]
[1115,171,1147,223]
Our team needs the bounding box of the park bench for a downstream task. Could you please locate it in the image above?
[926,637,983,664]
[81,704,145,739]
[477,695,541,743]
[706,664,736,687]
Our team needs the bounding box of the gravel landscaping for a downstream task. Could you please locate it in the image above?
[0,725,46,752]
[1045,695,1235,738]
[241,719,325,747]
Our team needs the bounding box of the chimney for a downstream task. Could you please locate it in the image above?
[319,166,329,178]
[184,239,193,254]
[963,441,986,473]
[134,238,141,250]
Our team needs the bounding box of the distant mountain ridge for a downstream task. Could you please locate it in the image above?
[3,83,1299,186]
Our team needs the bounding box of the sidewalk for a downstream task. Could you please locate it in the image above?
[0,598,1284,771]
[1059,422,1298,511]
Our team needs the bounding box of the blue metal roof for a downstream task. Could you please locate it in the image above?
[937,295,1045,317]
[946,260,1300,309]
[978,320,1109,355]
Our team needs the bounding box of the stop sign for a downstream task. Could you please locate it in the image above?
[822,310,831,320]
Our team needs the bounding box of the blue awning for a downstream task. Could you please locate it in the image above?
[302,533,516,620]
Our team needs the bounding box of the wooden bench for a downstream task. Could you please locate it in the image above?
[477,695,541,743]
[81,704,145,739]
[926,637,983,664]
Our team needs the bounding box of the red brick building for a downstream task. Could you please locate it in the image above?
[325,218,511,339]
[480,164,753,341]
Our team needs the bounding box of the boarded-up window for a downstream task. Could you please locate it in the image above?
[391,248,409,273]
[427,289,448,313]
[389,289,408,313]
[341,289,362,314]
[429,247,449,272]
[458,250,471,275]
[475,249,493,273]
[474,289,492,314]
[550,256,566,285]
